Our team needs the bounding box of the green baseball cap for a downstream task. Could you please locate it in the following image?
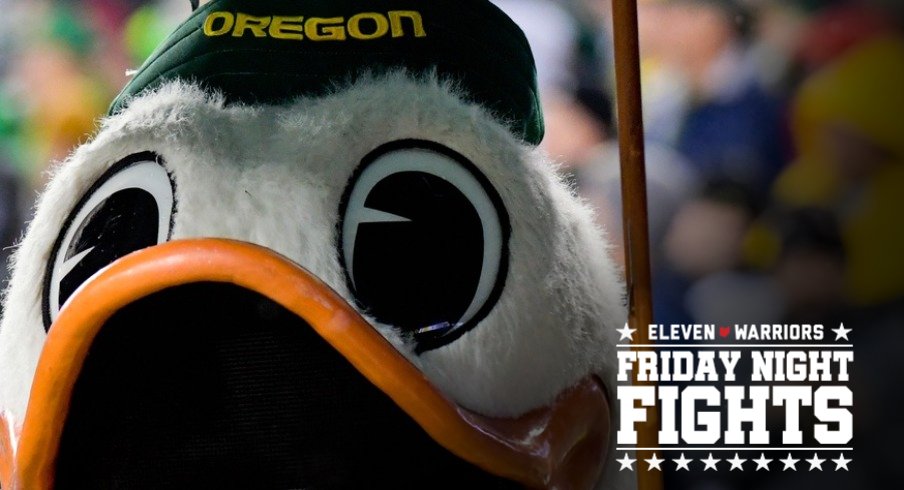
[110,0,544,144]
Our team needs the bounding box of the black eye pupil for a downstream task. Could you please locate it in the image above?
[44,153,174,330]
[58,189,160,308]
[352,171,483,339]
[339,141,510,354]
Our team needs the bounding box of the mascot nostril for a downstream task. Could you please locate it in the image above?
[0,1,628,489]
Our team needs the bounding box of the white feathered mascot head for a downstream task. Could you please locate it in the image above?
[0,1,628,488]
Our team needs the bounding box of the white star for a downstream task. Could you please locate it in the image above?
[701,453,720,471]
[645,453,664,471]
[806,453,825,471]
[832,323,852,341]
[753,453,772,471]
[617,323,637,341]
[727,453,746,471]
[833,453,851,471]
[617,453,636,471]
[673,453,692,471]
[780,453,800,471]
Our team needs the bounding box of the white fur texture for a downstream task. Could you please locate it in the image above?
[0,74,628,488]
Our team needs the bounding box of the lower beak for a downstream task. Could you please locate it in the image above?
[1,239,609,489]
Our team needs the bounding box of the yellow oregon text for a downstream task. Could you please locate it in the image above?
[202,11,426,41]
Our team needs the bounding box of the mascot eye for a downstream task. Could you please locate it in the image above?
[44,153,174,327]
[339,141,509,353]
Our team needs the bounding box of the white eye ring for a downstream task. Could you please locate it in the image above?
[343,148,504,327]
[339,140,509,352]
[46,155,174,323]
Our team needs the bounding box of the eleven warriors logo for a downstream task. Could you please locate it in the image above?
[615,323,853,472]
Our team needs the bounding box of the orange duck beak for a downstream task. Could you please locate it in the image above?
[0,239,609,489]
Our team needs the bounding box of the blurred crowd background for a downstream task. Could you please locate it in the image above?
[0,0,902,489]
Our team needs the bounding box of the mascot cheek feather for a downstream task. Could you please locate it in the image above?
[0,1,627,489]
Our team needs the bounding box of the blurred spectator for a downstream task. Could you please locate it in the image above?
[495,0,586,93]
[657,178,775,324]
[578,141,698,268]
[775,32,904,310]
[795,1,893,72]
[746,0,809,92]
[0,0,183,186]
[665,179,762,280]
[772,207,848,324]
[9,40,108,182]
[541,85,614,172]
[779,22,904,488]
[494,0,614,169]
[595,0,789,192]
[498,1,700,273]
[657,0,786,192]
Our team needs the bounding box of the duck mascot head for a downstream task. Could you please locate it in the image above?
[0,1,628,488]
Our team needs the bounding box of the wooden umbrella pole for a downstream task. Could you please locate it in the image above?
[611,1,661,489]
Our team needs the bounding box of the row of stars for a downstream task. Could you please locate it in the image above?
[616,323,852,341]
[617,452,852,472]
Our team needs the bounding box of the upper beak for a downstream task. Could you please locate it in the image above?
[0,239,609,489]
